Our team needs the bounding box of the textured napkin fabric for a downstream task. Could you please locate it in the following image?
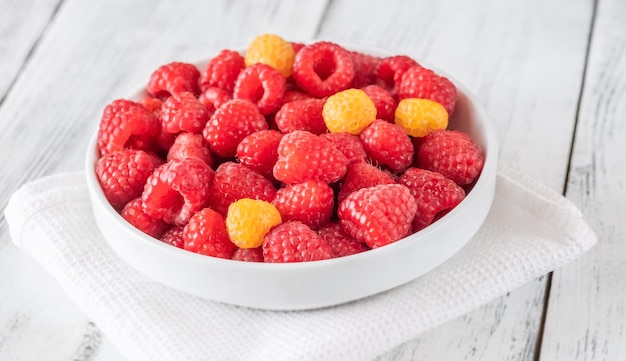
[4,168,596,361]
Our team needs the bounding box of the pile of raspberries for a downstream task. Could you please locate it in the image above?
[95,34,485,263]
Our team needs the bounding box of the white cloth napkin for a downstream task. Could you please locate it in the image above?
[4,167,596,361]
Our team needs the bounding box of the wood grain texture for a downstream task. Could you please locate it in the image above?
[319,0,592,189]
[539,0,626,359]
[316,0,593,359]
[0,0,62,103]
[377,279,547,360]
[0,1,329,360]
[0,0,615,359]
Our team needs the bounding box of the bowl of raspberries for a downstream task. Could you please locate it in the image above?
[85,34,498,310]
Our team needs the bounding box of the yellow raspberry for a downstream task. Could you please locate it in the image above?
[244,34,295,78]
[394,98,449,137]
[225,198,282,249]
[322,88,377,135]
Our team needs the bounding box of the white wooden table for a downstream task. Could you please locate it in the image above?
[0,0,623,360]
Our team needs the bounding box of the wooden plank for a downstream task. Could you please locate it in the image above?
[539,0,626,359]
[320,0,592,190]
[0,0,62,103]
[316,0,594,359]
[0,1,329,360]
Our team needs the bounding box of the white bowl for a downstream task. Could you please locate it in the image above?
[84,46,498,310]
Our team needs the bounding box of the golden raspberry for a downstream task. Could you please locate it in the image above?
[394,98,448,137]
[225,198,282,248]
[244,34,295,78]
[322,88,377,135]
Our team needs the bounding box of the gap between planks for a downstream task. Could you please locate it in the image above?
[0,0,66,107]
[533,0,599,360]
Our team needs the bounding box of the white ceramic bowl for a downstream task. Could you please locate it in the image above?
[85,46,498,310]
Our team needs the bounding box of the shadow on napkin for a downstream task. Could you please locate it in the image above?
[4,167,596,361]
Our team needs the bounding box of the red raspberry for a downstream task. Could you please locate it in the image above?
[233,63,286,115]
[361,84,396,122]
[236,129,282,179]
[337,161,396,203]
[349,51,381,88]
[397,66,457,115]
[139,97,163,119]
[208,162,277,216]
[121,198,169,238]
[338,184,416,248]
[360,120,414,172]
[274,99,327,134]
[97,99,160,156]
[290,42,305,55]
[232,247,264,262]
[376,55,420,96]
[292,41,355,97]
[273,130,348,184]
[202,99,268,158]
[198,86,231,115]
[416,130,485,186]
[167,132,214,168]
[200,49,245,92]
[183,208,235,259]
[318,223,368,257]
[319,132,367,166]
[272,180,334,230]
[147,62,200,98]
[399,168,466,231]
[160,92,210,134]
[96,149,163,210]
[262,221,334,262]
[282,90,313,104]
[159,226,184,248]
[142,158,213,226]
